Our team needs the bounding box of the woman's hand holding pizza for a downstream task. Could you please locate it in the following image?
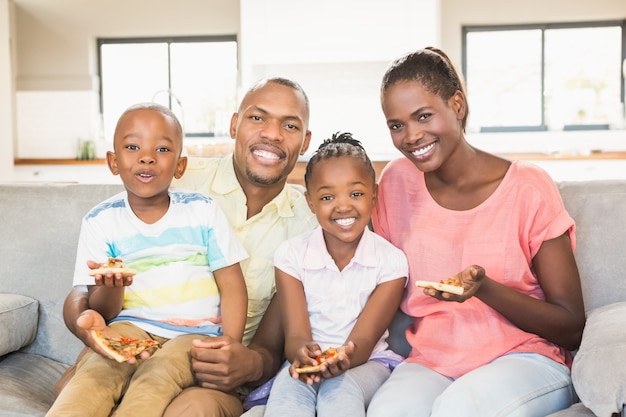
[421,265,486,302]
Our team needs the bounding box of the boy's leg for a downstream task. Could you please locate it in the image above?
[112,333,200,417]
[46,323,146,417]
[317,360,390,417]
[264,363,317,417]
[432,352,575,417]
[367,361,452,417]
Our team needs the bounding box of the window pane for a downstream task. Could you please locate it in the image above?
[169,41,238,137]
[100,43,169,140]
[466,30,543,130]
[544,26,622,129]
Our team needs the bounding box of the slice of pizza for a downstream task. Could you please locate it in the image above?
[91,330,160,363]
[415,277,464,295]
[294,347,339,374]
[89,258,136,277]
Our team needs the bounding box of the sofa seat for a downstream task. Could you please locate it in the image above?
[0,352,68,416]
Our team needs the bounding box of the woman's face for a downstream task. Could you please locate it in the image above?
[381,80,465,172]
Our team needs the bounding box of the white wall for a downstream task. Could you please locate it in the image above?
[240,0,440,158]
[5,0,626,182]
[0,0,14,182]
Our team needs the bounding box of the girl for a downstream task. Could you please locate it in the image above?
[264,132,408,417]
[367,47,585,416]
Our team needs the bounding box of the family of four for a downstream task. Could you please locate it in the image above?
[46,46,584,417]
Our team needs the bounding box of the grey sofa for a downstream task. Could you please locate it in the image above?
[1,181,625,417]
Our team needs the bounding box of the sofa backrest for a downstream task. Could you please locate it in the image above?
[558,180,626,313]
[1,180,625,365]
[0,183,123,365]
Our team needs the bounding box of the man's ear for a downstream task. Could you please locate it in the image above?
[300,130,312,155]
[174,156,188,179]
[106,151,119,175]
[229,112,239,139]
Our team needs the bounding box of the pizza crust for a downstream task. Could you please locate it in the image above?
[415,280,464,295]
[88,267,136,277]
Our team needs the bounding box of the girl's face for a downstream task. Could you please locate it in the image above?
[305,156,376,250]
[381,80,465,172]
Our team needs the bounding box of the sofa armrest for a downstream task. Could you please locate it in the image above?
[0,294,39,357]
[572,302,626,417]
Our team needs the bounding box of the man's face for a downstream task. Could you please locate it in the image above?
[230,81,311,187]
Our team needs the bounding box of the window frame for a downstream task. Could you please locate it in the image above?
[97,35,238,138]
[461,20,626,133]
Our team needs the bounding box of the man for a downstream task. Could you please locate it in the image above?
[59,77,318,416]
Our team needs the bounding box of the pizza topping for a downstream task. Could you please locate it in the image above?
[440,277,462,287]
[315,347,338,364]
[103,258,126,268]
[92,330,160,362]
[294,347,339,374]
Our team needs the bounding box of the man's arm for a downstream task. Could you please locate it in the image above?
[245,294,285,387]
[189,294,285,391]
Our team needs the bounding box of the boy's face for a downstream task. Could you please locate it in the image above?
[305,155,377,250]
[230,81,311,187]
[107,108,187,202]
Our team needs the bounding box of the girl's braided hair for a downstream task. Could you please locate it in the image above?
[304,132,376,189]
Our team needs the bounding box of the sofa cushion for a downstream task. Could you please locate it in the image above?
[571,302,626,417]
[0,294,38,357]
[0,352,67,416]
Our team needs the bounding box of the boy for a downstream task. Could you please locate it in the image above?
[46,103,248,417]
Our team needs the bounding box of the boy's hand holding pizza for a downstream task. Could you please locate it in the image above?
[76,309,157,364]
[88,258,136,287]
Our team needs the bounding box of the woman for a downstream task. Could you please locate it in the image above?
[367,47,585,417]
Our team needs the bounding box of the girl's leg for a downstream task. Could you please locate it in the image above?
[317,361,390,417]
[112,333,199,417]
[432,353,576,417]
[367,361,452,417]
[264,363,317,417]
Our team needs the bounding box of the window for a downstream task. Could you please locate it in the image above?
[462,21,625,133]
[98,36,238,141]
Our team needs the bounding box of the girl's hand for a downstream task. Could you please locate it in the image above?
[289,342,324,384]
[423,265,485,302]
[288,342,355,384]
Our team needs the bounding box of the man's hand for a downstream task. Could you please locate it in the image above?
[190,336,263,392]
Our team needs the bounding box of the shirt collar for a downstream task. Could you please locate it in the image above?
[211,153,300,219]
[303,226,378,270]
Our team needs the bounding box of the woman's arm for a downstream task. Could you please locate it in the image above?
[473,232,585,350]
[213,263,248,342]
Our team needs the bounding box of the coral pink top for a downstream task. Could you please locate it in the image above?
[372,158,576,378]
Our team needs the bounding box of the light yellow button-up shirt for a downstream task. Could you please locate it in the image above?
[173,154,317,345]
